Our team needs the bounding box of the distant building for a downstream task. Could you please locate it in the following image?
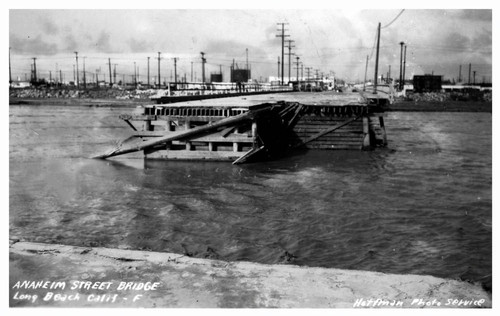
[210,73,223,83]
[413,75,442,93]
[230,69,250,83]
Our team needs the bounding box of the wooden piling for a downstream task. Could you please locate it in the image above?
[362,116,371,149]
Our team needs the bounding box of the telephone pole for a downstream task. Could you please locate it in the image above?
[32,57,37,83]
[459,65,462,83]
[134,61,137,88]
[468,63,472,85]
[83,57,87,89]
[363,55,369,91]
[147,57,150,87]
[246,48,249,81]
[9,47,12,85]
[398,41,404,91]
[74,51,79,89]
[473,70,476,85]
[108,58,113,87]
[157,52,161,89]
[276,22,289,85]
[402,44,407,89]
[113,64,117,85]
[285,39,295,83]
[305,67,312,92]
[277,56,280,79]
[295,56,300,86]
[200,52,206,83]
[173,57,178,84]
[370,23,380,92]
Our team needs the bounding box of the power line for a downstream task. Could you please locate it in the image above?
[381,9,405,29]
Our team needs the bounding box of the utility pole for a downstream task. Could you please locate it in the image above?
[473,70,476,85]
[9,47,12,85]
[459,64,462,83]
[305,67,312,92]
[388,65,391,82]
[285,39,295,83]
[276,22,289,85]
[59,70,62,85]
[108,58,113,87]
[277,57,280,79]
[73,64,75,84]
[373,22,381,94]
[147,57,150,87]
[173,57,178,84]
[200,52,206,83]
[157,52,161,89]
[32,57,37,83]
[295,56,300,88]
[83,57,87,89]
[398,41,404,91]
[246,48,249,81]
[363,55,369,91]
[402,45,407,89]
[74,51,79,89]
[134,62,137,88]
[113,64,117,85]
[468,63,471,85]
[191,61,193,82]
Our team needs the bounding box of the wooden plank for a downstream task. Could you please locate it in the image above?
[306,144,362,150]
[93,106,272,159]
[362,116,371,149]
[233,146,265,165]
[293,116,361,148]
[379,116,387,146]
[123,119,137,131]
[221,126,236,137]
[145,150,243,161]
[287,104,304,127]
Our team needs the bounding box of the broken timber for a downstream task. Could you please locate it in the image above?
[93,93,388,164]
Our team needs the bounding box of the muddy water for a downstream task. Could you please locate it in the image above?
[9,105,491,289]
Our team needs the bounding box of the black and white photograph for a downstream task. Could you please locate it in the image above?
[6,1,494,311]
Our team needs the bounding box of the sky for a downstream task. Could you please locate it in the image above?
[8,8,493,84]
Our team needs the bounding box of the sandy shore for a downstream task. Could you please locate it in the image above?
[9,241,491,308]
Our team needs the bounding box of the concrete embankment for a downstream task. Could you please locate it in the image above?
[9,241,491,308]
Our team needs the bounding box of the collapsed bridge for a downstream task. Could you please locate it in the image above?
[94,92,388,164]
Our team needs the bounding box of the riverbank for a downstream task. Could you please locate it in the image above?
[387,100,492,112]
[9,97,152,107]
[9,241,491,308]
[10,95,493,112]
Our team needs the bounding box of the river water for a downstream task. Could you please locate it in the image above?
[9,104,492,289]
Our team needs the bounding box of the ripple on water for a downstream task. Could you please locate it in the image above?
[9,107,491,287]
